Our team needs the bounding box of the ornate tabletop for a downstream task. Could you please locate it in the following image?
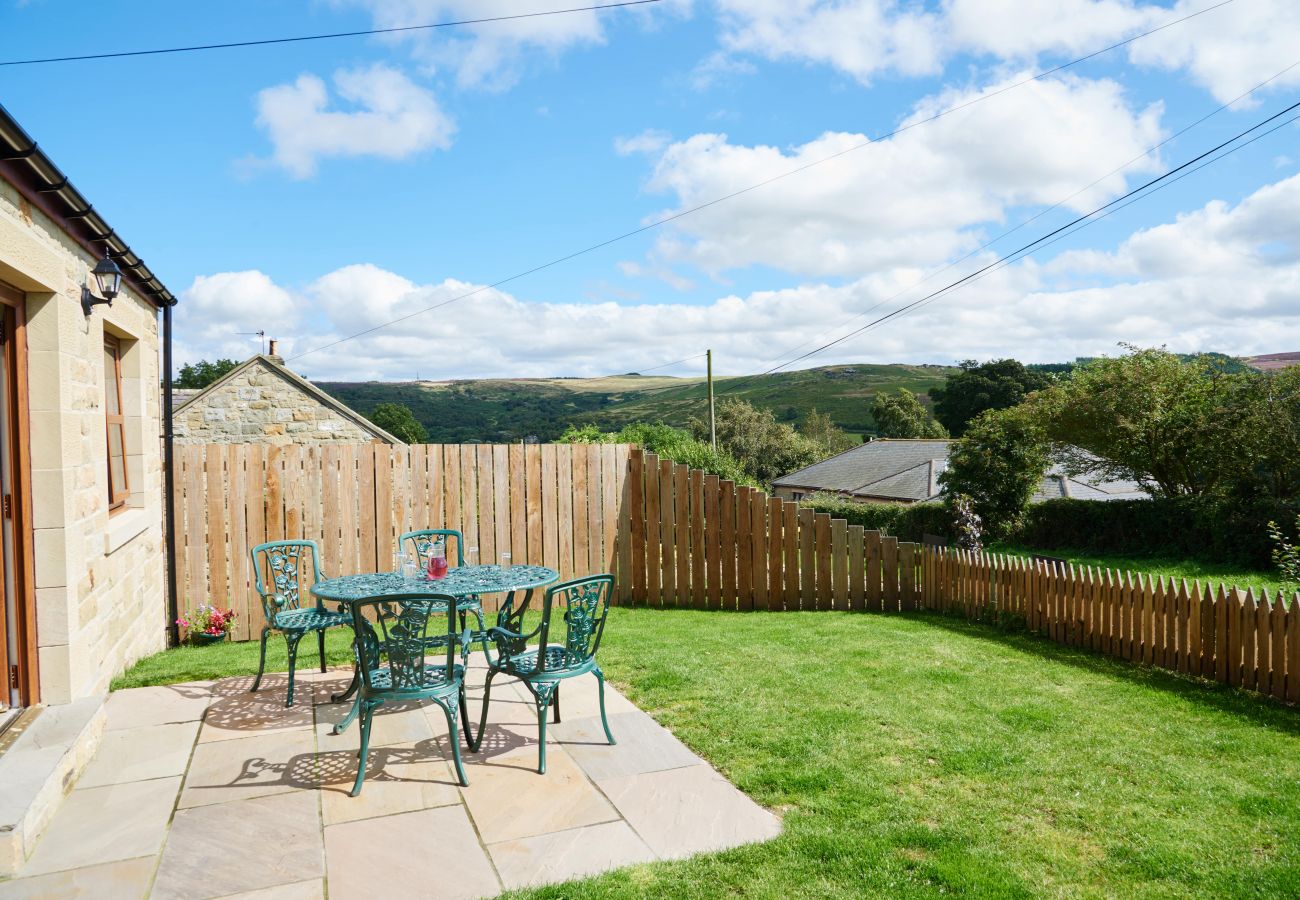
[310,564,559,603]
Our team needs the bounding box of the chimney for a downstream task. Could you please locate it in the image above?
[267,339,283,363]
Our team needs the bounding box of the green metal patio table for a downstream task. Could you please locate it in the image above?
[310,564,559,704]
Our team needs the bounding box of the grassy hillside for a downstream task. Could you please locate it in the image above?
[317,363,955,444]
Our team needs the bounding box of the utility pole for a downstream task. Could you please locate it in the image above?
[707,349,717,451]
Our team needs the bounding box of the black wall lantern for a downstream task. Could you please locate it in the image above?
[81,252,122,316]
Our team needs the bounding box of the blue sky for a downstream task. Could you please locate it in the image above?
[4,0,1299,380]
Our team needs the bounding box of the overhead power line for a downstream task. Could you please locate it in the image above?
[759,96,1300,376]
[0,0,662,67]
[757,53,1300,373]
[288,0,1240,363]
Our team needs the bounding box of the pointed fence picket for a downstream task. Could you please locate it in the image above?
[615,448,1298,702]
[178,443,1298,703]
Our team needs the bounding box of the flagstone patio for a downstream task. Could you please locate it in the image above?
[0,661,780,899]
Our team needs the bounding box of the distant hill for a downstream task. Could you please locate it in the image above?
[316,363,956,444]
[1246,352,1300,371]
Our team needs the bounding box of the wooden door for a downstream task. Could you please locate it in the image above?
[0,282,35,713]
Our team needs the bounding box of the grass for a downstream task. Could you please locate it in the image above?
[990,543,1295,597]
[114,609,1300,897]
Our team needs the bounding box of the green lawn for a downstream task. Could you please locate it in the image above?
[990,543,1294,597]
[114,609,1300,898]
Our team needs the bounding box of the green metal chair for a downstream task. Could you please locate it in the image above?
[249,540,351,707]
[472,574,616,774]
[399,529,490,654]
[332,592,473,795]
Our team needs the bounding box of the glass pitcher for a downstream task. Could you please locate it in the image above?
[426,540,449,579]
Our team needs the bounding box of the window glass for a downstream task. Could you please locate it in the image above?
[104,336,128,509]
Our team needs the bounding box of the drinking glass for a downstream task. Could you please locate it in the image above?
[392,549,406,574]
[499,552,512,571]
[465,546,479,568]
[402,560,420,580]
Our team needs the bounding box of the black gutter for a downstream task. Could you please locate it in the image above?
[0,101,182,645]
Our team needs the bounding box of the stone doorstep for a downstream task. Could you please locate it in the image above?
[0,697,105,877]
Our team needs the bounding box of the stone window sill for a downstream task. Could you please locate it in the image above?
[105,507,148,555]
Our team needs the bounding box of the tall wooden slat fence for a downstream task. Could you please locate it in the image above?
[176,443,632,641]
[621,448,1300,703]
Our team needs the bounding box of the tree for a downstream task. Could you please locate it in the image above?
[690,398,820,485]
[938,406,1050,538]
[871,389,947,439]
[1032,347,1243,497]
[930,359,1051,436]
[175,358,240,389]
[560,422,751,484]
[369,402,427,444]
[800,408,858,455]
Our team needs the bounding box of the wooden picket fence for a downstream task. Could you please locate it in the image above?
[174,442,1299,703]
[622,448,1300,703]
[174,443,633,641]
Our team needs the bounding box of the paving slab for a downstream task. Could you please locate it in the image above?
[105,684,212,731]
[488,820,657,890]
[19,777,180,877]
[596,764,782,860]
[77,721,200,788]
[179,729,315,808]
[324,806,499,900]
[316,700,433,749]
[552,711,701,781]
[316,740,460,826]
[459,745,619,844]
[0,855,156,899]
[153,791,324,900]
[213,880,325,900]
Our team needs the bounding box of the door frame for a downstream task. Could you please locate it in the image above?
[0,282,37,707]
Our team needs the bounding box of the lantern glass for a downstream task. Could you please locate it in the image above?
[92,255,122,300]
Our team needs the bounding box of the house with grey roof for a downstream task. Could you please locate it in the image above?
[171,346,400,445]
[772,438,1145,504]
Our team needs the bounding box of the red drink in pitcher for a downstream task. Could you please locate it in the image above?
[429,556,449,579]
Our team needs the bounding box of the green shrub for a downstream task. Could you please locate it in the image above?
[1017,496,1300,568]
[800,494,953,542]
[559,422,754,486]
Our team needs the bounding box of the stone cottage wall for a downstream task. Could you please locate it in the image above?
[1,178,166,704]
[173,359,383,445]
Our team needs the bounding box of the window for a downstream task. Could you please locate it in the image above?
[103,335,128,510]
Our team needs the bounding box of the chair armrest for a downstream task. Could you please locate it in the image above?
[258,592,289,622]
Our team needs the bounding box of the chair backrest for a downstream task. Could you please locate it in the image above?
[250,540,325,616]
[399,529,467,570]
[350,593,466,694]
[535,574,613,673]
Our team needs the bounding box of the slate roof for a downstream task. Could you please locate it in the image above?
[773,439,1145,503]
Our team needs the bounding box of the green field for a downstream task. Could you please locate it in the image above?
[317,362,956,443]
[114,609,1300,897]
[990,544,1294,598]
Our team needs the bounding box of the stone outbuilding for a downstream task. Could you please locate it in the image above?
[171,350,400,445]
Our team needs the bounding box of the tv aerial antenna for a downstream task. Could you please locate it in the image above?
[237,330,267,354]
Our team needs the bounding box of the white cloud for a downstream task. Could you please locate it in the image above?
[634,74,1164,277]
[175,271,305,364]
[176,175,1300,382]
[1129,0,1300,103]
[614,128,672,156]
[254,64,455,178]
[715,0,943,84]
[335,0,606,90]
[705,1,1300,106]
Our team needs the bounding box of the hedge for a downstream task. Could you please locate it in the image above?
[799,495,953,543]
[1017,496,1299,569]
[801,494,1298,568]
